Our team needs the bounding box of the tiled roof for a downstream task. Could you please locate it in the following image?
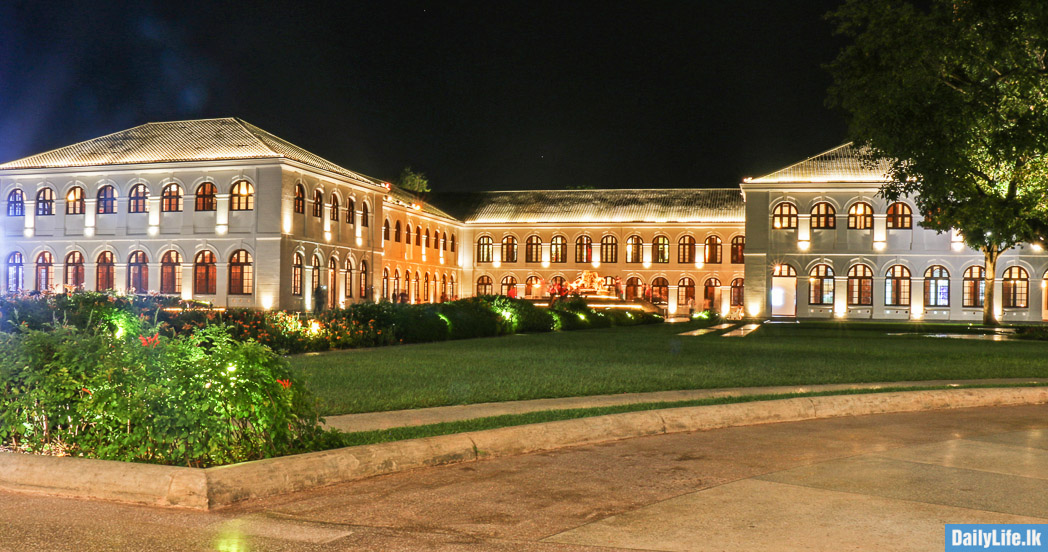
[385,186,456,220]
[745,143,891,183]
[433,189,745,224]
[0,118,384,186]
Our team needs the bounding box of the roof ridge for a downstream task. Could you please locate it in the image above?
[748,142,854,182]
[466,188,741,193]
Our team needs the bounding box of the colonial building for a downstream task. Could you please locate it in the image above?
[0,119,1041,321]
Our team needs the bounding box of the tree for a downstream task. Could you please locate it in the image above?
[826,0,1048,325]
[396,167,431,193]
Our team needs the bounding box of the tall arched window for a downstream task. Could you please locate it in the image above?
[229,250,253,295]
[128,184,148,213]
[161,183,183,212]
[7,190,24,216]
[502,236,518,263]
[36,188,55,216]
[442,232,448,251]
[66,187,85,215]
[625,277,641,300]
[230,181,254,211]
[391,268,401,299]
[65,251,84,289]
[731,236,745,264]
[360,202,369,227]
[704,235,722,264]
[772,202,798,229]
[327,257,337,308]
[601,235,618,263]
[550,236,567,263]
[476,236,493,263]
[292,253,304,296]
[413,272,420,302]
[312,190,323,217]
[344,258,353,299]
[450,234,456,252]
[848,202,873,230]
[811,202,836,229]
[310,254,321,293]
[128,251,149,293]
[963,265,984,308]
[885,265,911,306]
[625,235,642,263]
[415,225,422,246]
[730,278,745,307]
[1003,266,1029,308]
[383,220,391,241]
[359,261,368,298]
[382,268,390,300]
[925,266,950,307]
[405,225,413,245]
[652,236,669,264]
[886,202,912,229]
[476,275,493,295]
[703,278,721,309]
[809,264,834,305]
[847,264,873,305]
[195,182,216,211]
[678,236,695,264]
[160,251,182,294]
[95,252,114,291]
[194,251,217,295]
[441,273,448,300]
[35,252,53,291]
[525,275,542,297]
[574,235,592,263]
[97,185,117,214]
[501,275,517,296]
[423,273,431,301]
[6,252,23,292]
[677,277,696,307]
[293,184,305,213]
[394,221,402,242]
[424,229,431,248]
[346,198,355,225]
[525,236,542,263]
[330,195,340,222]
[403,270,412,301]
[651,277,669,305]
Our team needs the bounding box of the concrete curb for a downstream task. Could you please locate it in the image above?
[1,386,1046,510]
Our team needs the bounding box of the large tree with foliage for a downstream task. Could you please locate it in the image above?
[396,166,431,193]
[827,0,1048,325]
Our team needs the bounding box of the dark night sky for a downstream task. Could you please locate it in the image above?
[0,1,849,191]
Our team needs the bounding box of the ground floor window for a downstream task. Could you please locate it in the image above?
[651,277,668,305]
[884,265,910,306]
[847,264,873,306]
[677,277,695,308]
[924,266,949,307]
[730,278,744,306]
[1002,266,1028,308]
[477,275,492,295]
[808,264,833,305]
[962,265,984,308]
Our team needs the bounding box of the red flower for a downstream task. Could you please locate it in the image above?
[277,379,292,389]
[82,387,93,395]
[139,333,159,347]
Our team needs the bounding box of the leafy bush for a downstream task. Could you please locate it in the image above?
[391,305,450,343]
[487,295,555,334]
[438,297,502,340]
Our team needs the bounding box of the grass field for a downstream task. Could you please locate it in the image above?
[289,320,1048,416]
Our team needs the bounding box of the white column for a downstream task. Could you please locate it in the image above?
[216,193,230,235]
[24,200,35,237]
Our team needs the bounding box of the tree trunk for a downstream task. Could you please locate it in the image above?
[982,246,1000,326]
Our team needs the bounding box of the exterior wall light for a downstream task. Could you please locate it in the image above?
[798,240,810,251]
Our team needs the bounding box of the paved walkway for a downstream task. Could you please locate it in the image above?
[323,378,1048,432]
[2,403,1046,550]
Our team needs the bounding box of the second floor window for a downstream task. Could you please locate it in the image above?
[7,190,24,216]
[195,182,216,211]
[525,236,542,263]
[502,236,518,263]
[550,236,567,263]
[36,188,55,216]
[731,236,745,263]
[294,184,305,213]
[886,202,913,229]
[772,202,797,229]
[65,187,85,215]
[161,184,183,212]
[848,202,873,230]
[230,180,254,211]
[128,184,148,213]
[476,236,493,263]
[97,186,116,214]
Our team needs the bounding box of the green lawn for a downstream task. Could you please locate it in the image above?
[289,320,1048,416]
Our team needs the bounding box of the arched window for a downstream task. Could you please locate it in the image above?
[36,188,55,216]
[442,232,448,251]
[847,264,873,305]
[925,266,950,307]
[194,251,217,295]
[346,198,355,225]
[704,235,722,264]
[128,184,148,213]
[344,258,354,299]
[293,184,305,214]
[476,275,493,295]
[448,274,455,297]
[809,264,834,305]
[677,277,696,307]
[161,183,183,212]
[330,195,340,222]
[415,226,422,246]
[501,275,517,296]
[678,236,695,264]
[424,273,431,302]
[476,236,493,263]
[327,257,337,308]
[403,270,412,301]
[160,251,182,294]
[382,268,390,300]
[292,253,304,296]
[886,202,912,229]
[65,187,85,215]
[392,269,401,299]
[310,254,321,293]
[6,252,23,292]
[651,277,669,305]
[383,220,391,241]
[811,202,836,229]
[229,250,253,295]
[502,236,518,263]
[652,236,669,264]
[575,235,593,263]
[525,275,542,298]
[95,252,114,291]
[525,236,542,263]
[360,202,369,227]
[730,278,745,307]
[413,272,420,302]
[359,261,368,298]
[963,265,984,308]
[731,236,745,264]
[405,225,413,245]
[7,190,24,216]
[230,181,254,211]
[848,202,873,230]
[625,277,641,300]
[703,278,721,309]
[424,230,430,248]
[1003,266,1029,308]
[35,252,53,291]
[550,236,567,263]
[885,265,911,306]
[128,251,149,293]
[601,235,618,263]
[450,234,456,252]
[65,251,84,289]
[441,273,448,300]
[773,264,797,277]
[97,185,117,214]
[625,235,643,263]
[772,202,798,229]
[394,221,402,242]
[195,182,216,211]
[312,190,323,217]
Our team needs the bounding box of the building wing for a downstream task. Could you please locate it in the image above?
[744,143,891,184]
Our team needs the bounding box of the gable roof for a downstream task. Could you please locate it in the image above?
[433,188,745,224]
[744,143,891,184]
[0,118,384,186]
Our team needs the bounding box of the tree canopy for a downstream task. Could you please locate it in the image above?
[827,0,1048,324]
[396,167,431,193]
